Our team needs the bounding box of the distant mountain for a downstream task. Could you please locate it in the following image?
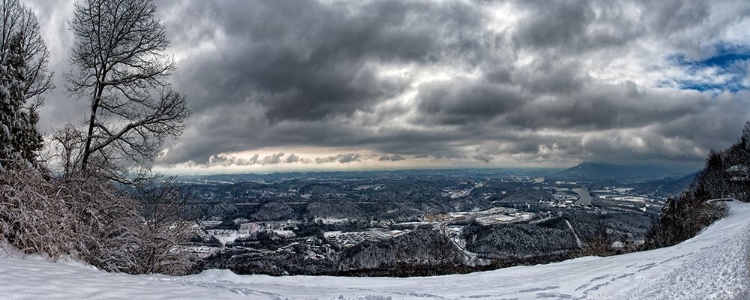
[552,162,695,183]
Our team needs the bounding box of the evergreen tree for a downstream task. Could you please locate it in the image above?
[8,33,42,164]
[0,37,19,166]
[0,32,41,169]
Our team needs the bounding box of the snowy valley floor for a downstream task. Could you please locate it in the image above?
[3,202,750,300]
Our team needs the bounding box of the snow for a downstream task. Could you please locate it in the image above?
[3,202,750,299]
[206,229,248,246]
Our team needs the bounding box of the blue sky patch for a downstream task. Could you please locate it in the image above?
[670,43,750,92]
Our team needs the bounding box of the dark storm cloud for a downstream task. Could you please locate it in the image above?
[205,154,259,167]
[285,154,301,164]
[513,0,645,54]
[498,82,709,131]
[28,0,750,168]
[260,153,285,165]
[416,79,526,125]
[165,0,484,121]
[335,153,362,164]
[193,152,326,167]
[312,153,364,164]
[473,154,493,163]
[645,0,710,35]
[314,156,336,164]
[411,65,710,133]
[512,60,588,95]
[148,0,495,165]
[379,154,405,162]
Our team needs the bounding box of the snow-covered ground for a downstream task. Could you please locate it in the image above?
[3,202,750,299]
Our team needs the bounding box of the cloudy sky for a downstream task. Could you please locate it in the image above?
[24,0,750,173]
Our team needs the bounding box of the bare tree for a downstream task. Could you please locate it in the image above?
[66,0,189,180]
[0,0,54,99]
[50,123,86,176]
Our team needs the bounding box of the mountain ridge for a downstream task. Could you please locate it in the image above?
[552,162,697,182]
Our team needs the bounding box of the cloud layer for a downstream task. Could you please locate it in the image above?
[27,0,750,169]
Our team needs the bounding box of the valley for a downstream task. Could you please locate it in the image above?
[179,164,692,276]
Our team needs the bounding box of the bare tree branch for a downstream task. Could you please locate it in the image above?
[66,0,189,181]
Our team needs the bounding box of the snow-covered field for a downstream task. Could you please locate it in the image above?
[3,202,750,299]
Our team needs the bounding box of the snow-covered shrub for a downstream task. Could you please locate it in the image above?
[63,174,196,275]
[0,162,196,275]
[64,172,147,273]
[0,163,80,258]
[129,181,197,275]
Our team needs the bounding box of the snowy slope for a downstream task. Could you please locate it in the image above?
[2,202,750,300]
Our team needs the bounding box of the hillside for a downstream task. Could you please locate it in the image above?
[2,202,749,299]
[633,172,699,198]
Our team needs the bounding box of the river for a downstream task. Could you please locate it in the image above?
[573,188,592,205]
